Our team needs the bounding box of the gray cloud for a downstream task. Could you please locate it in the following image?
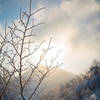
[33,0,100,73]
[36,0,100,50]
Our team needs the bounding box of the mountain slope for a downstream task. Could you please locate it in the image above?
[9,68,75,100]
[24,68,75,99]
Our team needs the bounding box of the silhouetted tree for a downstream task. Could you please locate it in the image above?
[0,0,62,100]
[40,60,100,100]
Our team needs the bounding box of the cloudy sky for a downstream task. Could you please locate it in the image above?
[0,0,100,74]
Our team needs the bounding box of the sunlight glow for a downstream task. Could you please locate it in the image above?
[30,41,66,67]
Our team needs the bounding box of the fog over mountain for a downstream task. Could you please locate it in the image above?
[11,68,75,100]
[24,68,75,99]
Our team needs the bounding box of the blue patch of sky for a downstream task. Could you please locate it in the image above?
[40,0,61,7]
[0,0,61,25]
[78,11,100,25]
[0,0,20,24]
[96,0,100,2]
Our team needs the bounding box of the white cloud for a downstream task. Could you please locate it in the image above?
[33,0,100,74]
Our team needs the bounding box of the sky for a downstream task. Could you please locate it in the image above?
[0,0,100,74]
